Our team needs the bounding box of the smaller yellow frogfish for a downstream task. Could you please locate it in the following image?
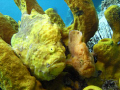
[67,30,95,78]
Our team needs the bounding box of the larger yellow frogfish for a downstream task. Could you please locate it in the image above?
[11,9,66,81]
[67,30,95,78]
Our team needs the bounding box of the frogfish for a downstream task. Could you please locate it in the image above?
[67,30,95,78]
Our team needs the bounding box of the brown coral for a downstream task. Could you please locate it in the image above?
[0,13,17,44]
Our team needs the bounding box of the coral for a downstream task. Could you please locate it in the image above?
[11,9,66,81]
[83,85,102,90]
[45,8,65,28]
[93,38,120,87]
[87,10,113,52]
[0,0,100,89]
[91,5,120,88]
[93,38,120,79]
[0,37,44,90]
[63,0,98,45]
[104,5,120,44]
[102,80,119,90]
[4,15,18,31]
[14,0,45,14]
[66,30,95,78]
[0,13,17,44]
[101,0,120,10]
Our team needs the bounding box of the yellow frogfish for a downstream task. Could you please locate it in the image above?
[11,9,66,81]
[67,30,95,78]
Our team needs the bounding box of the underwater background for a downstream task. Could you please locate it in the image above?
[1,0,120,90]
[0,0,102,26]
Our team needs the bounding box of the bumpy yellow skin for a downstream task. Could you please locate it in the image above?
[11,9,66,81]
[104,5,120,44]
[0,37,44,90]
[63,0,98,45]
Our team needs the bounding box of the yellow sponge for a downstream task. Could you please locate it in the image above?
[104,5,120,44]
[0,37,44,90]
[63,0,98,45]
[83,85,102,90]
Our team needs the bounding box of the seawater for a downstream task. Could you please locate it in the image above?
[0,0,102,26]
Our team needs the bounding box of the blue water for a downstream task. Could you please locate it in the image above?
[0,0,102,25]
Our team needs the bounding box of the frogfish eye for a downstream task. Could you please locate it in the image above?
[49,46,55,53]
